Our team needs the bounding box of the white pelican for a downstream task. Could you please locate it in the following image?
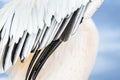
[0,0,103,80]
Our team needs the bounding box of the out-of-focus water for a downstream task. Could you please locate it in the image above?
[0,73,10,80]
[0,0,11,9]
[90,0,120,80]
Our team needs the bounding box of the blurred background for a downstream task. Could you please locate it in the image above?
[90,0,120,80]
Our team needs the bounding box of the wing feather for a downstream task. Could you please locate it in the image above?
[12,31,27,64]
[0,0,90,72]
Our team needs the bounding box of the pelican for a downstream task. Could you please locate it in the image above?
[0,0,103,80]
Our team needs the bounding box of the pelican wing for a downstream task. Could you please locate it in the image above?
[0,0,90,71]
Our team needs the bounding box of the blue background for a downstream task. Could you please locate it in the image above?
[90,0,120,80]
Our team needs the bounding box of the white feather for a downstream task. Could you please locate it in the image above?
[0,0,91,72]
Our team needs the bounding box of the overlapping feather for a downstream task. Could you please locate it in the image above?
[0,0,90,72]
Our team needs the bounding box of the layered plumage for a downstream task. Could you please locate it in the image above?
[0,0,91,73]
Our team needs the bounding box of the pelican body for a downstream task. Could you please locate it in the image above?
[0,0,103,80]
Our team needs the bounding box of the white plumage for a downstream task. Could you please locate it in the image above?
[0,0,91,74]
